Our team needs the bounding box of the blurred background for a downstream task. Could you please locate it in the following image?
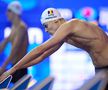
[0,0,108,90]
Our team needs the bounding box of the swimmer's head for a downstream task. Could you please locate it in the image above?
[41,8,62,24]
[6,1,22,21]
[41,8,65,34]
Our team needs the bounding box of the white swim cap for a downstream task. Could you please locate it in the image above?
[7,1,22,15]
[41,8,62,24]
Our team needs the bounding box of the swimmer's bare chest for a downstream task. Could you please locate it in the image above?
[9,28,17,43]
[9,26,28,63]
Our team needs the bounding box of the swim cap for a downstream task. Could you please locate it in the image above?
[7,1,22,15]
[41,8,62,24]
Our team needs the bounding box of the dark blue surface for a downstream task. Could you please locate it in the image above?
[11,76,31,90]
[0,75,12,89]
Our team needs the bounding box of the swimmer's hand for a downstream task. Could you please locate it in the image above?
[0,70,10,83]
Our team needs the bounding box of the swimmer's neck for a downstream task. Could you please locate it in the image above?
[12,16,21,27]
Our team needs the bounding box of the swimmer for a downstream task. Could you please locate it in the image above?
[0,1,28,83]
[1,8,108,83]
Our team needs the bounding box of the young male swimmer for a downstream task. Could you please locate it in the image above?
[1,8,108,82]
[0,1,28,83]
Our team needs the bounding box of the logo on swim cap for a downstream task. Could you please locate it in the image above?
[48,10,54,16]
[41,8,62,24]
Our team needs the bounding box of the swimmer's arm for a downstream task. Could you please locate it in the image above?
[8,21,77,74]
[20,42,63,69]
[1,29,25,69]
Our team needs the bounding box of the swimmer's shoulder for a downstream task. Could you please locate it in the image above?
[68,19,82,23]
[17,21,28,36]
[64,19,82,28]
[68,19,90,24]
[19,21,27,31]
[66,19,82,25]
[70,19,97,26]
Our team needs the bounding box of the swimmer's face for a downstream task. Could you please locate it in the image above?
[43,20,61,35]
[6,9,16,21]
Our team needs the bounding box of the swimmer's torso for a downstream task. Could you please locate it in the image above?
[65,19,108,67]
[9,21,28,65]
